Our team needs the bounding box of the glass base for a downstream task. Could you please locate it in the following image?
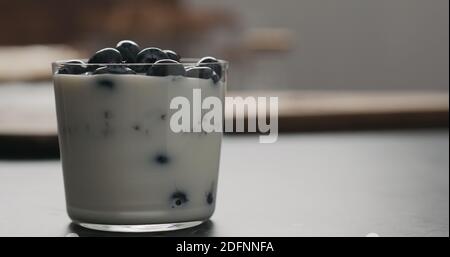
[76,220,204,233]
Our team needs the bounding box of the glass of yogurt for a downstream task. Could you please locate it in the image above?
[52,42,227,232]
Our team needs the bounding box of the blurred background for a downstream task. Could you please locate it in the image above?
[0,0,448,157]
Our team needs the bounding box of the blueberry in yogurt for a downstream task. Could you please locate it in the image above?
[154,153,170,165]
[197,56,222,79]
[96,78,115,90]
[206,192,214,205]
[137,47,168,63]
[57,60,87,75]
[147,59,186,77]
[135,47,168,72]
[171,191,188,208]
[93,66,136,75]
[185,67,220,83]
[116,40,141,63]
[88,48,123,64]
[163,50,181,62]
[132,124,141,131]
[103,110,113,119]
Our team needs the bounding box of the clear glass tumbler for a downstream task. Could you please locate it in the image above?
[52,59,227,232]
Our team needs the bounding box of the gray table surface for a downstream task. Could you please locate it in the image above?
[0,129,448,237]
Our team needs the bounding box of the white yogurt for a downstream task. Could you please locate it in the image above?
[53,74,224,225]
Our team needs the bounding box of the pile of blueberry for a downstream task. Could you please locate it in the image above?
[57,40,222,83]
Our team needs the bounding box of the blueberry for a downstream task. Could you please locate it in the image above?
[147,59,186,77]
[87,48,123,71]
[171,191,188,207]
[137,47,168,63]
[185,66,212,79]
[206,192,214,205]
[185,66,219,83]
[135,47,168,72]
[154,154,170,165]
[103,111,113,119]
[88,48,123,64]
[97,79,115,90]
[132,124,141,131]
[163,50,180,62]
[197,56,222,79]
[93,66,136,75]
[116,40,140,63]
[211,72,220,84]
[57,60,87,75]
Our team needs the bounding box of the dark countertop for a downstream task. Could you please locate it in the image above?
[0,129,448,237]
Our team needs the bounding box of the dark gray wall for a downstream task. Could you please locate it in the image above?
[190,0,449,90]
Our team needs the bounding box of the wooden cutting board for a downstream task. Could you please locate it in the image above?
[227,90,449,132]
[0,83,58,158]
[0,45,81,82]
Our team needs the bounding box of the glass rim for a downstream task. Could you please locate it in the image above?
[52,58,228,67]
